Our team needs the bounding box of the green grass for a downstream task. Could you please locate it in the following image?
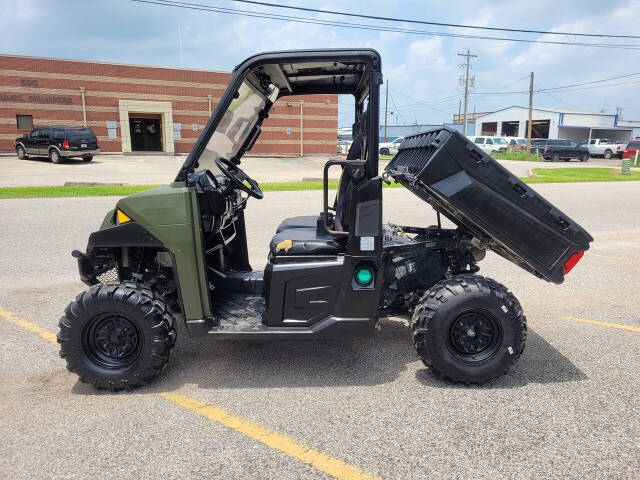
[0,181,403,199]
[0,184,160,199]
[523,167,640,184]
[1,168,637,198]
[492,151,543,162]
[379,154,394,160]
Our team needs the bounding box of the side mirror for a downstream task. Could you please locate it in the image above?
[22,133,27,137]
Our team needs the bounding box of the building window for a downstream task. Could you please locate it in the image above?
[16,115,33,130]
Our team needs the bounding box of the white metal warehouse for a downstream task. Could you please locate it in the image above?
[475,106,640,141]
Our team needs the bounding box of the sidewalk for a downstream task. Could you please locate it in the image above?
[0,153,635,187]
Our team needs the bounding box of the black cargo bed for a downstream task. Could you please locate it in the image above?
[384,127,593,284]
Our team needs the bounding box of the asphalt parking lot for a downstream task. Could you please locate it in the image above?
[1,183,639,479]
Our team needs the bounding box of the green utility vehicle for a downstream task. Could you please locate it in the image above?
[58,50,592,390]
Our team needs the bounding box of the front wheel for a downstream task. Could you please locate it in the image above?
[379,147,390,156]
[580,153,589,162]
[58,283,176,391]
[16,145,28,160]
[604,150,613,159]
[411,275,527,384]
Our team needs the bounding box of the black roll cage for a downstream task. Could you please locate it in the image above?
[175,49,382,182]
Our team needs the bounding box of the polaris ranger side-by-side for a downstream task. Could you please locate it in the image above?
[58,50,593,390]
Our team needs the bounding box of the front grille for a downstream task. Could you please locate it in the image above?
[97,268,119,284]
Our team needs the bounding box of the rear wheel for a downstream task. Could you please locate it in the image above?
[16,145,27,160]
[82,155,93,162]
[58,283,176,391]
[380,147,390,156]
[49,148,62,164]
[604,149,613,159]
[551,152,560,162]
[411,275,526,384]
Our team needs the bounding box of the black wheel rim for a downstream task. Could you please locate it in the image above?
[447,310,502,363]
[82,313,142,369]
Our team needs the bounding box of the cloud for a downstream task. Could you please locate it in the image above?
[1,0,639,122]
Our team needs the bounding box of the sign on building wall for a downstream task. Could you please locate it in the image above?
[106,121,118,139]
[173,123,182,141]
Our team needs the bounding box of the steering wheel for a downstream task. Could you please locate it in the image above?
[214,156,264,200]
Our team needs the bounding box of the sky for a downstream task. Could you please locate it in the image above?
[5,0,640,127]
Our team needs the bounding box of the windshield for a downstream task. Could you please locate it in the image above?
[199,79,274,171]
[493,138,508,145]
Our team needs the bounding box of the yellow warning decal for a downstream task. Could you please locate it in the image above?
[117,210,132,224]
[276,239,293,252]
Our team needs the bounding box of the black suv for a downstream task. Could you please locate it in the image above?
[15,126,99,163]
[532,139,589,162]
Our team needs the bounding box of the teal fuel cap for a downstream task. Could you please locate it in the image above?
[355,267,373,286]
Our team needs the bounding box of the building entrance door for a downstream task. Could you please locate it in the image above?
[129,116,162,151]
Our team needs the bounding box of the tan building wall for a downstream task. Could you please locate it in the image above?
[0,54,338,155]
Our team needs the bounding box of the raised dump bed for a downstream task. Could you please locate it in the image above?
[384,127,593,284]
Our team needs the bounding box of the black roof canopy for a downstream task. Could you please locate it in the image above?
[235,49,381,96]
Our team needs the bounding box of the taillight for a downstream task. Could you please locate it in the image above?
[544,146,549,152]
[563,251,584,275]
[617,146,620,150]
[62,140,69,148]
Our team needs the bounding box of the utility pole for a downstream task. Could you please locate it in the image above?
[384,80,389,142]
[458,99,461,123]
[458,49,477,136]
[526,72,534,155]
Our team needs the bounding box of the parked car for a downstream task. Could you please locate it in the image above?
[503,137,527,151]
[530,138,548,154]
[541,139,589,162]
[585,138,626,159]
[468,136,505,154]
[379,136,404,156]
[14,126,99,163]
[622,139,640,161]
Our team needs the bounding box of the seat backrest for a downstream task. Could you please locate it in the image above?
[334,131,364,232]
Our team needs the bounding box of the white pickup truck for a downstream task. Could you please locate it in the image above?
[584,138,627,159]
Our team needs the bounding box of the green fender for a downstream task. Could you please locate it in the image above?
[115,182,210,320]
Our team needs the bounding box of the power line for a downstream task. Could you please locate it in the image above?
[392,74,531,113]
[470,72,640,95]
[226,0,640,39]
[131,0,640,50]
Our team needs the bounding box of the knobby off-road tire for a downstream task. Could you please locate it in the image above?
[58,282,176,391]
[411,275,526,384]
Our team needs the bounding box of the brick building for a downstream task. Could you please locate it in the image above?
[0,54,338,155]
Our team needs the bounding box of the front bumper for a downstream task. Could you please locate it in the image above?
[72,250,99,286]
[60,149,100,157]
